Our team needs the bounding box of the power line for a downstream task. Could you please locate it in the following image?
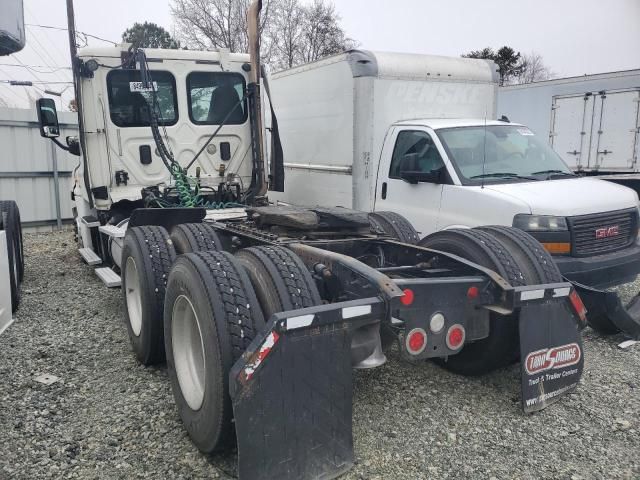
[25,23,118,46]
[0,80,74,85]
[0,63,71,73]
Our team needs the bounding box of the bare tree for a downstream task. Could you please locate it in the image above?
[517,52,554,84]
[297,0,356,67]
[170,0,356,70]
[170,0,275,56]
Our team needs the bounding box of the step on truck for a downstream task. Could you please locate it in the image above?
[37,1,587,478]
[268,49,640,341]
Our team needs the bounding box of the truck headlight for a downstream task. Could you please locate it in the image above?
[513,214,568,231]
[513,214,570,255]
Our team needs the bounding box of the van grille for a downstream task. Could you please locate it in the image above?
[568,208,638,257]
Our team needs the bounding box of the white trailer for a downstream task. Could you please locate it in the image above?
[268,50,499,211]
[497,70,640,186]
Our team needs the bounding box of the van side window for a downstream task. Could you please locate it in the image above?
[187,72,247,125]
[389,130,445,179]
[107,70,178,128]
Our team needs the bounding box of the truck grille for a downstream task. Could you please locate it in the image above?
[568,208,638,257]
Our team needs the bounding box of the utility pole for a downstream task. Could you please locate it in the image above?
[65,0,78,103]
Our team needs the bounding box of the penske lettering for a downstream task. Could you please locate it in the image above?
[524,343,581,376]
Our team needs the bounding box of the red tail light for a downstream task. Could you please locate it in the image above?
[405,328,427,355]
[569,290,587,324]
[446,325,465,350]
[400,288,415,306]
[467,286,479,299]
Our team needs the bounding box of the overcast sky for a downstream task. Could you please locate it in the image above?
[1,0,639,109]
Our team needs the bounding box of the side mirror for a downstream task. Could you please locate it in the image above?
[400,168,443,184]
[36,98,60,138]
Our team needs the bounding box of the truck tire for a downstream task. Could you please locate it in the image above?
[236,246,322,319]
[164,251,264,453]
[476,226,563,284]
[0,201,21,312]
[369,211,420,244]
[0,200,23,283]
[121,226,176,365]
[170,223,222,255]
[419,228,527,376]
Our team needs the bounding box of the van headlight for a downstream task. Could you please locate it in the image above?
[513,214,568,231]
[513,214,571,255]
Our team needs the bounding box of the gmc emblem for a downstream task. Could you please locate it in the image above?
[595,226,620,239]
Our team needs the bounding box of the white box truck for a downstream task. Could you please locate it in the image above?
[498,70,640,192]
[269,50,640,334]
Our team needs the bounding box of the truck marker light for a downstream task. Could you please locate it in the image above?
[400,288,415,306]
[541,242,571,255]
[429,313,445,333]
[405,328,427,355]
[569,290,588,324]
[467,286,479,299]
[446,325,465,350]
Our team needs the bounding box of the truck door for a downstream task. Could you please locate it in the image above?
[550,93,595,170]
[589,89,640,171]
[374,127,444,236]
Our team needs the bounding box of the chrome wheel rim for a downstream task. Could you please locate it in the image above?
[125,257,143,337]
[172,294,206,411]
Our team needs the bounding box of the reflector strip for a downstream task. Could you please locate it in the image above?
[553,287,571,298]
[286,314,315,330]
[242,331,280,381]
[520,289,545,301]
[342,305,372,319]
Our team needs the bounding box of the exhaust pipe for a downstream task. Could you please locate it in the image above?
[247,0,268,199]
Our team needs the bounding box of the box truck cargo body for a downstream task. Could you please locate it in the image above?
[269,50,498,211]
[269,51,640,301]
[498,70,640,180]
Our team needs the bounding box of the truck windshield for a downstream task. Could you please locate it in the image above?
[436,125,574,183]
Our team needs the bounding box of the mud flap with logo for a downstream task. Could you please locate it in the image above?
[229,298,384,480]
[519,299,584,413]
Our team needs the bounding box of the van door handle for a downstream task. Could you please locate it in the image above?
[381,182,388,199]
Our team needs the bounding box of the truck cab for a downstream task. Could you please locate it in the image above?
[375,118,640,289]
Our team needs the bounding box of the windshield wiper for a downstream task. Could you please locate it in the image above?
[531,169,576,179]
[470,172,538,180]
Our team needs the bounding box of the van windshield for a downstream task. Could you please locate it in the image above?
[436,125,574,183]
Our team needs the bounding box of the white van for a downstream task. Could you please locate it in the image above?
[269,50,640,290]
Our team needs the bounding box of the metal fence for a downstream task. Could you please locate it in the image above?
[0,107,79,231]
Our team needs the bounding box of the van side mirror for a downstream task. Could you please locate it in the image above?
[399,168,443,184]
[36,98,60,138]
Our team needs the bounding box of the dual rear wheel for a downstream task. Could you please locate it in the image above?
[121,223,321,453]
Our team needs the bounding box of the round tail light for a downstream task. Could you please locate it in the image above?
[406,328,427,355]
[400,288,415,306]
[446,324,465,350]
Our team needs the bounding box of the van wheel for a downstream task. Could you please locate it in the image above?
[369,211,420,244]
[164,251,264,453]
[419,228,526,376]
[236,246,322,319]
[122,226,176,365]
[170,223,222,255]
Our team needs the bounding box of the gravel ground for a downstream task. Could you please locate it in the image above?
[1,230,639,480]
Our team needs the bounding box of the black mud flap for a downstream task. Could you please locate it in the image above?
[229,298,384,480]
[573,282,640,339]
[519,299,584,413]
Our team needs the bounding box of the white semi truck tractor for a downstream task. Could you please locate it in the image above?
[0,0,26,331]
[37,1,589,478]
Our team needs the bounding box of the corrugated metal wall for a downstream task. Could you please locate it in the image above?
[0,107,79,231]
